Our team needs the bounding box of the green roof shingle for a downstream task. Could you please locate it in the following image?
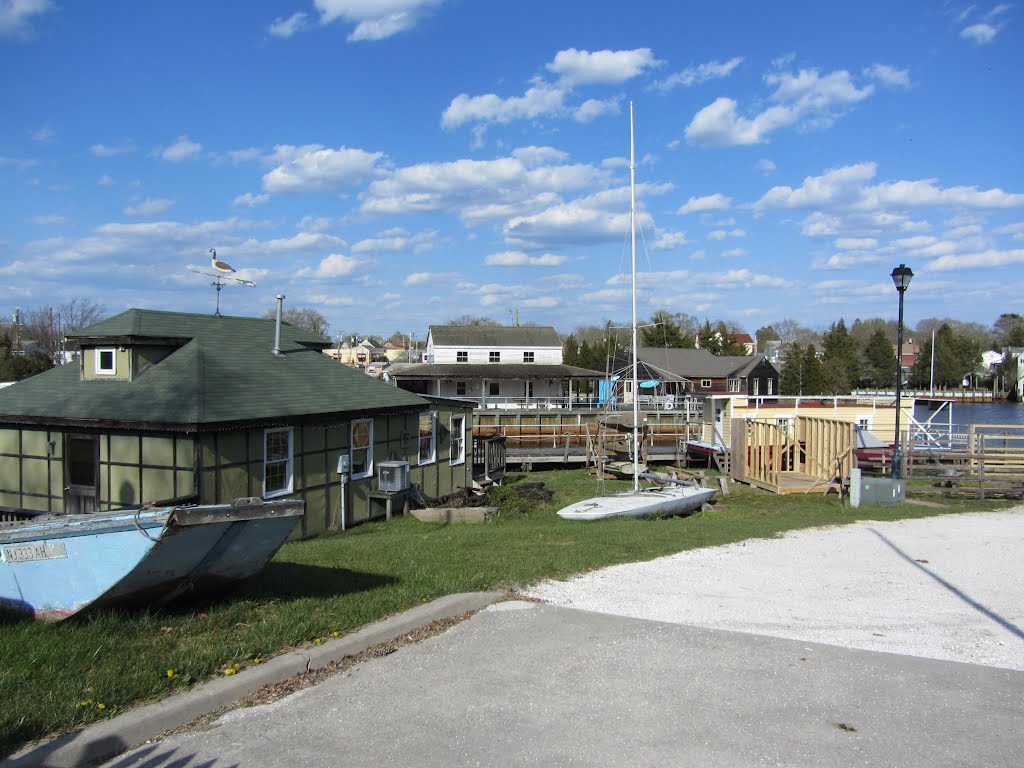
[0,309,429,428]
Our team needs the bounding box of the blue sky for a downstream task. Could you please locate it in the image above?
[2,1,1021,341]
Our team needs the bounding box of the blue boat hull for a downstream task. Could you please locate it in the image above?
[0,499,303,620]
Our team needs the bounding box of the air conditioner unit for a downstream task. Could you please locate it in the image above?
[377,461,410,493]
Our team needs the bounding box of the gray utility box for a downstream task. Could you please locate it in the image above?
[849,468,906,507]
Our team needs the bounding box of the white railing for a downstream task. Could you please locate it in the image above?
[453,395,700,413]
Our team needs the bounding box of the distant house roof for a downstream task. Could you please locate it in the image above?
[429,325,562,347]
[633,347,771,379]
[0,309,430,429]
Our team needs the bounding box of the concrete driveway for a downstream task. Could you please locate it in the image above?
[11,508,1023,768]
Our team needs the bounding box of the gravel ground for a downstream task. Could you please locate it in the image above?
[527,506,1024,670]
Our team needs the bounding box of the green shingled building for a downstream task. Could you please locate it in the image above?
[0,309,473,537]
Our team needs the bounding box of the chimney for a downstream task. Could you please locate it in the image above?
[273,295,285,356]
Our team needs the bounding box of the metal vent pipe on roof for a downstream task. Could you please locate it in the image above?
[273,295,285,356]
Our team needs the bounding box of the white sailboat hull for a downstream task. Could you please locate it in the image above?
[556,485,716,521]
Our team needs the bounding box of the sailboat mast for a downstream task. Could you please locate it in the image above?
[630,101,640,492]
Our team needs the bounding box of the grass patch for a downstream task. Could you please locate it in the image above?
[0,469,1013,757]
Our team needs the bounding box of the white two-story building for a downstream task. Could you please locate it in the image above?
[387,325,604,408]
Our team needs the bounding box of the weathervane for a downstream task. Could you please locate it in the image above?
[187,248,256,316]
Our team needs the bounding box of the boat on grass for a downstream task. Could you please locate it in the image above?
[556,102,716,522]
[557,477,716,521]
[0,497,303,621]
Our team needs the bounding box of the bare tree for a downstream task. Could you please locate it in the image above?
[263,307,330,338]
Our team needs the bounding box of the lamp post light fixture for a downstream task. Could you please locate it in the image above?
[891,264,913,478]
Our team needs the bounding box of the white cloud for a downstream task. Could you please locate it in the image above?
[351,228,439,255]
[686,68,874,147]
[708,228,746,240]
[404,272,438,285]
[161,135,202,162]
[0,0,53,37]
[484,250,568,266]
[722,247,748,258]
[678,193,731,214]
[314,0,444,42]
[30,125,55,142]
[835,237,878,249]
[930,248,1024,270]
[650,57,743,91]
[30,214,70,225]
[97,174,116,187]
[574,97,620,123]
[268,12,308,38]
[545,47,662,86]
[243,232,348,254]
[757,161,1024,212]
[124,198,175,217]
[90,142,136,157]
[262,144,385,193]
[361,153,609,221]
[757,159,776,175]
[863,63,911,88]
[233,192,270,207]
[442,82,567,130]
[961,22,998,44]
[299,253,361,278]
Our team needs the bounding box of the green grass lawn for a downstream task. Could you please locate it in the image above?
[0,469,1013,757]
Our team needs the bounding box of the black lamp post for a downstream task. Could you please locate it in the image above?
[891,264,913,478]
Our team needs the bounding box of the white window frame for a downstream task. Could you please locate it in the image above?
[263,427,293,498]
[350,418,374,480]
[456,350,468,362]
[419,410,437,465]
[727,378,741,392]
[701,379,712,389]
[523,351,535,363]
[752,378,760,396]
[95,348,117,376]
[489,351,501,363]
[450,414,466,466]
[767,379,774,395]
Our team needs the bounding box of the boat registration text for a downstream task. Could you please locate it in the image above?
[1,542,68,563]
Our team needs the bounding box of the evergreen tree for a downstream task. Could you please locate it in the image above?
[993,313,1024,348]
[780,343,825,395]
[562,333,579,366]
[862,328,896,388]
[911,323,982,388]
[696,320,721,354]
[821,319,860,392]
[640,310,692,347]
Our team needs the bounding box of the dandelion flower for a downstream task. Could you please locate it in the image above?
[332,631,340,637]
[223,668,237,676]
[97,703,106,711]
[252,657,261,665]
[233,663,241,669]
[166,669,175,678]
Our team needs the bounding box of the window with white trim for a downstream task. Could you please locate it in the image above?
[95,348,116,376]
[701,379,712,389]
[450,415,465,465]
[456,350,468,362]
[263,427,293,497]
[523,351,535,363]
[419,411,436,464]
[489,351,501,363]
[767,379,774,395]
[350,419,373,479]
[727,378,741,392]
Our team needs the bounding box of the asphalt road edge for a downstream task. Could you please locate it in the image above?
[3,591,509,768]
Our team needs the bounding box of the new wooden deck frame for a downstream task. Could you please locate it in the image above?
[731,415,855,494]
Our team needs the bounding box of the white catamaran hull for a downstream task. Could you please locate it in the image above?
[557,485,716,521]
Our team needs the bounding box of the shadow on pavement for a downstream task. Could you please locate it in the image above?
[869,527,1024,641]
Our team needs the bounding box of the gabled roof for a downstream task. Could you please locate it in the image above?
[0,309,430,429]
[633,347,774,379]
[429,325,562,347]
